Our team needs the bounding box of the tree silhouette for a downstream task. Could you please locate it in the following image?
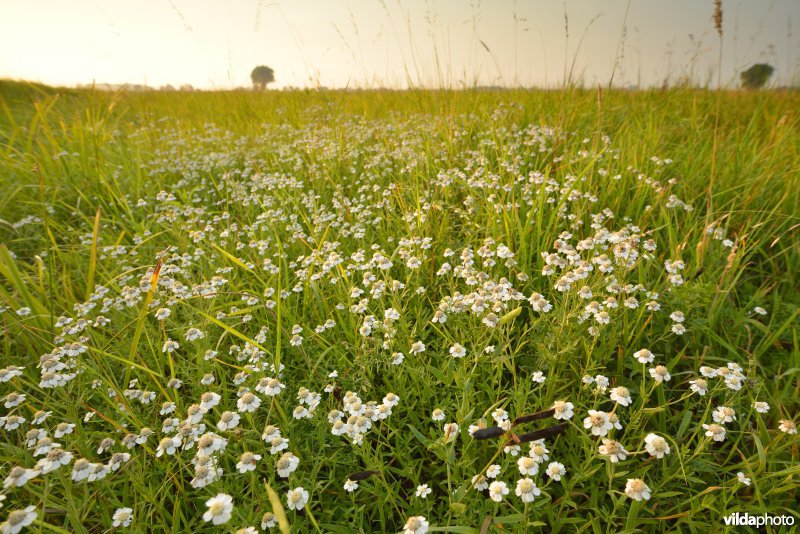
[251,66,275,90]
[740,64,774,89]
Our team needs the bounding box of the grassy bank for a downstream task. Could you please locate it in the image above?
[0,80,798,532]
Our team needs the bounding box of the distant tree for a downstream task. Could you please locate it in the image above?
[251,66,275,90]
[740,64,774,89]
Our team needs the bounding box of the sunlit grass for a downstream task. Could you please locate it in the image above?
[0,81,798,532]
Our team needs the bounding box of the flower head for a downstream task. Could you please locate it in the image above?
[410,341,425,355]
[236,452,261,473]
[712,406,736,425]
[609,386,632,407]
[531,371,546,384]
[514,478,541,503]
[689,378,708,396]
[529,440,549,463]
[112,507,133,528]
[545,462,566,481]
[488,480,509,502]
[203,494,233,525]
[1,506,37,534]
[644,433,670,458]
[633,349,654,364]
[275,452,299,478]
[261,512,276,530]
[286,487,309,511]
[471,474,488,491]
[552,400,574,420]
[703,424,726,442]
[199,392,221,412]
[449,344,466,358]
[443,423,459,441]
[649,365,671,383]
[700,366,718,378]
[779,419,797,434]
[403,516,429,534]
[517,456,538,476]
[236,392,261,413]
[624,479,651,501]
[584,410,613,437]
[598,439,628,462]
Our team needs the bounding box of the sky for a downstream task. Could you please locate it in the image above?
[1,0,798,89]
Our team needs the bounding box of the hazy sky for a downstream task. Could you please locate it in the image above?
[2,0,798,89]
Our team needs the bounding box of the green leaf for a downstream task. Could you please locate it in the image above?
[492,513,525,525]
[449,503,467,516]
[407,424,430,446]
[428,365,447,384]
[752,433,767,474]
[676,409,694,439]
[498,306,522,326]
[263,480,291,534]
[212,243,252,271]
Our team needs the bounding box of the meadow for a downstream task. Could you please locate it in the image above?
[0,80,798,532]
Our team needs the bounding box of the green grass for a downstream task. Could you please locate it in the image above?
[0,80,798,533]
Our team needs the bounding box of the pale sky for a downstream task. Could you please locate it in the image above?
[2,0,798,89]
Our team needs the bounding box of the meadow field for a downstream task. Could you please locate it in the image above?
[0,81,798,532]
